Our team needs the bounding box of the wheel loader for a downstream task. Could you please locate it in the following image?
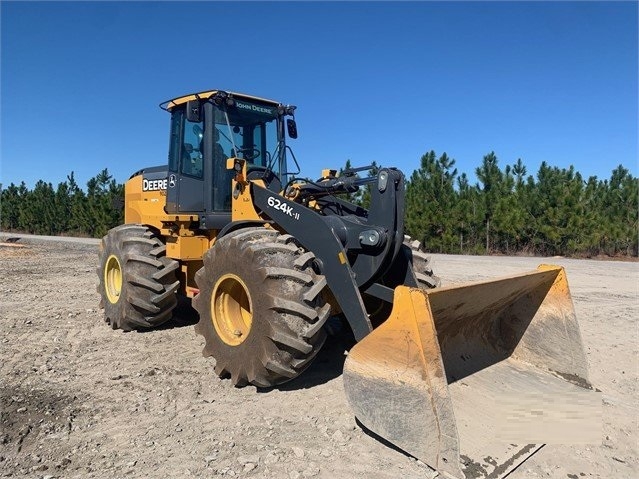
[97,90,601,479]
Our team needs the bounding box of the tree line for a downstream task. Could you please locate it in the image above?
[344,152,637,258]
[0,169,123,239]
[1,154,637,257]
[404,151,637,257]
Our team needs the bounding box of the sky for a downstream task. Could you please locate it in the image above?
[1,1,637,190]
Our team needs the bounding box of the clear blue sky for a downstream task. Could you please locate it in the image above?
[1,1,637,190]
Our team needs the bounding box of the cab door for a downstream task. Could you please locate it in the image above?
[166,108,205,213]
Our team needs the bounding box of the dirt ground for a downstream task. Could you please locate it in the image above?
[1,235,637,479]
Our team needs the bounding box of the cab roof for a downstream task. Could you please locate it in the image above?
[159,90,281,111]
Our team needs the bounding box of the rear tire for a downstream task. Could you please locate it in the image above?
[193,227,331,387]
[97,224,180,331]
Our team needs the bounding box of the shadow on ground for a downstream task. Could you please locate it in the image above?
[262,318,356,392]
[144,297,355,391]
[146,295,199,331]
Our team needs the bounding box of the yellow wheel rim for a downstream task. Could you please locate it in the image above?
[104,254,123,304]
[211,274,253,346]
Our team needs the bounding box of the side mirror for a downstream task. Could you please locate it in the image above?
[186,100,201,123]
[286,119,298,139]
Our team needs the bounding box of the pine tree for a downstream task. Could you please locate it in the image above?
[405,151,457,252]
[19,180,57,235]
[475,152,502,253]
[604,165,638,256]
[54,180,71,234]
[453,173,483,253]
[1,183,22,230]
[85,169,121,237]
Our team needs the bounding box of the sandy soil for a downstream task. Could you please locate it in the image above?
[1,236,637,479]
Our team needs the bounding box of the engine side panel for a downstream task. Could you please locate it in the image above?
[124,170,169,230]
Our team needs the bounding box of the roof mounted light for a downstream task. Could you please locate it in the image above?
[212,91,228,106]
[278,104,297,116]
[211,91,236,107]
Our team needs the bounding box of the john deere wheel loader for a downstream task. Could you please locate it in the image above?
[97,90,600,479]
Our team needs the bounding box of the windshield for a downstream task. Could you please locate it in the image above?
[211,99,284,177]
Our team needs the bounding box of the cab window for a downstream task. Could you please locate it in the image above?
[167,108,204,179]
[181,119,204,178]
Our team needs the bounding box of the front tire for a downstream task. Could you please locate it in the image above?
[97,225,180,331]
[193,227,331,387]
[364,236,440,325]
[404,235,440,289]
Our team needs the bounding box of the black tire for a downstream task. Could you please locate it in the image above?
[404,235,441,289]
[192,227,331,387]
[97,224,180,331]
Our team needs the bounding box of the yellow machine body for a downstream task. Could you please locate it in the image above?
[122,156,266,298]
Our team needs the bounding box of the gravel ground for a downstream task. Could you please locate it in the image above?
[0,235,637,479]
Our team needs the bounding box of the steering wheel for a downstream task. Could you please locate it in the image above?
[235,147,261,161]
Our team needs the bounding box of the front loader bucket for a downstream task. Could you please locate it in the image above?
[343,265,600,479]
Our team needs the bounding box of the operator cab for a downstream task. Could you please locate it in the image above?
[160,90,297,229]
